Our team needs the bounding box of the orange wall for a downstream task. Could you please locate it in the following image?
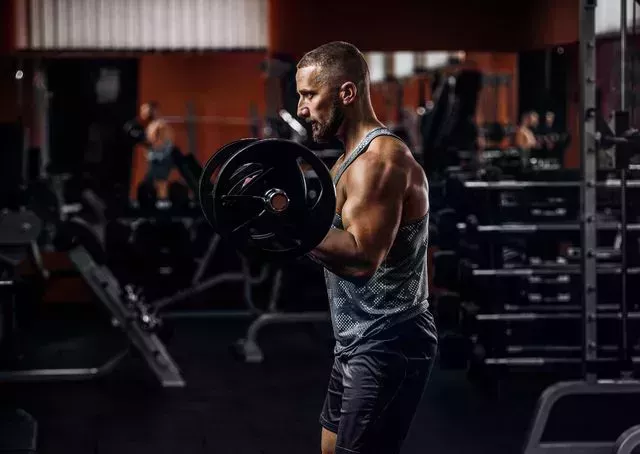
[524,0,580,49]
[0,0,15,55]
[468,53,519,127]
[132,52,267,196]
[354,52,519,146]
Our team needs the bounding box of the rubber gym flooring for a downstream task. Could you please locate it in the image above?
[2,310,636,454]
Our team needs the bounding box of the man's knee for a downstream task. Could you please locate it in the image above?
[321,427,337,454]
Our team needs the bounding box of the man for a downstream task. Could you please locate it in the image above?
[124,101,159,145]
[543,110,555,133]
[514,110,539,151]
[529,110,540,132]
[538,110,559,153]
[143,118,176,199]
[296,41,438,454]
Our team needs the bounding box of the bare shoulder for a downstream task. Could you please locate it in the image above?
[350,136,408,170]
[341,135,429,222]
[354,136,424,183]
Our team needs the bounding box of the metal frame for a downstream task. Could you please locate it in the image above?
[523,380,640,454]
[457,222,640,232]
[233,267,330,363]
[614,425,640,454]
[0,256,130,384]
[145,233,329,364]
[69,247,185,388]
[464,180,640,188]
[150,232,270,316]
[520,1,640,452]
[472,266,640,276]
[0,351,128,383]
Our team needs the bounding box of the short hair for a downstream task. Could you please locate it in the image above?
[297,41,370,91]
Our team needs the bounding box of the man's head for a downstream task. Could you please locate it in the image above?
[545,111,555,127]
[295,41,370,142]
[140,101,158,122]
[529,111,540,129]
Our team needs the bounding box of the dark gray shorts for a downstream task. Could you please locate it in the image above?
[144,158,174,182]
[319,335,437,454]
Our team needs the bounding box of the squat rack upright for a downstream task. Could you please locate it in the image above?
[522,1,640,453]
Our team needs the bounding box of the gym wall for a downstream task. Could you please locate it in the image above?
[267,0,580,166]
[1,0,585,174]
[368,52,518,129]
[0,58,21,123]
[131,51,267,198]
[596,33,640,118]
[0,0,15,55]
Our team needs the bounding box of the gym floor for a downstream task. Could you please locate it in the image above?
[0,313,540,454]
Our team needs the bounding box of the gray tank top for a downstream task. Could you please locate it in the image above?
[325,127,437,358]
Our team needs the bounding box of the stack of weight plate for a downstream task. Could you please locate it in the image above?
[452,170,640,380]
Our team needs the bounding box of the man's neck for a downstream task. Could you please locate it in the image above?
[338,117,385,158]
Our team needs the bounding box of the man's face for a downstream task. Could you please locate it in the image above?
[545,112,555,126]
[295,66,344,143]
[529,112,539,128]
[140,104,153,121]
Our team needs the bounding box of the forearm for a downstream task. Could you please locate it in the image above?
[308,228,373,280]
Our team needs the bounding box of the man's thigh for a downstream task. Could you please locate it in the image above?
[319,358,344,435]
[336,341,437,454]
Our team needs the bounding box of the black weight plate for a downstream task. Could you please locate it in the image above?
[198,138,258,227]
[213,139,335,261]
[0,210,42,246]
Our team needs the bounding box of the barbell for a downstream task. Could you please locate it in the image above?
[198,138,337,261]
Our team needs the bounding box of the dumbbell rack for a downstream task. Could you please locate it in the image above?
[458,183,640,444]
[460,177,640,369]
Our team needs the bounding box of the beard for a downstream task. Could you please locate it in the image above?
[310,97,344,143]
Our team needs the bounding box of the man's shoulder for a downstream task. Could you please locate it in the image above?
[359,135,412,165]
[347,141,415,191]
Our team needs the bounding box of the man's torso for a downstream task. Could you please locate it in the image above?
[325,127,437,358]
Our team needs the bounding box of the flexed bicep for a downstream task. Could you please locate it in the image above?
[341,158,407,272]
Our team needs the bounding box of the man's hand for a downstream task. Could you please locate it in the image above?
[309,148,408,281]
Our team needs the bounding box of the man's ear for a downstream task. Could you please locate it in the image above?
[340,81,357,106]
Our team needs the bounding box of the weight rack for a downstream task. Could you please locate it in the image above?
[521,1,640,452]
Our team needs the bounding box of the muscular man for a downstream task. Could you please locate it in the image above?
[296,42,438,454]
[124,101,159,145]
[514,111,539,151]
[143,118,176,199]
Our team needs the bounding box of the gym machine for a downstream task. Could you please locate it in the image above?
[0,208,183,387]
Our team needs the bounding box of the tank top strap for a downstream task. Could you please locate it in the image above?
[333,127,405,186]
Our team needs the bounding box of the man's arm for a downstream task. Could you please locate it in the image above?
[308,153,407,281]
